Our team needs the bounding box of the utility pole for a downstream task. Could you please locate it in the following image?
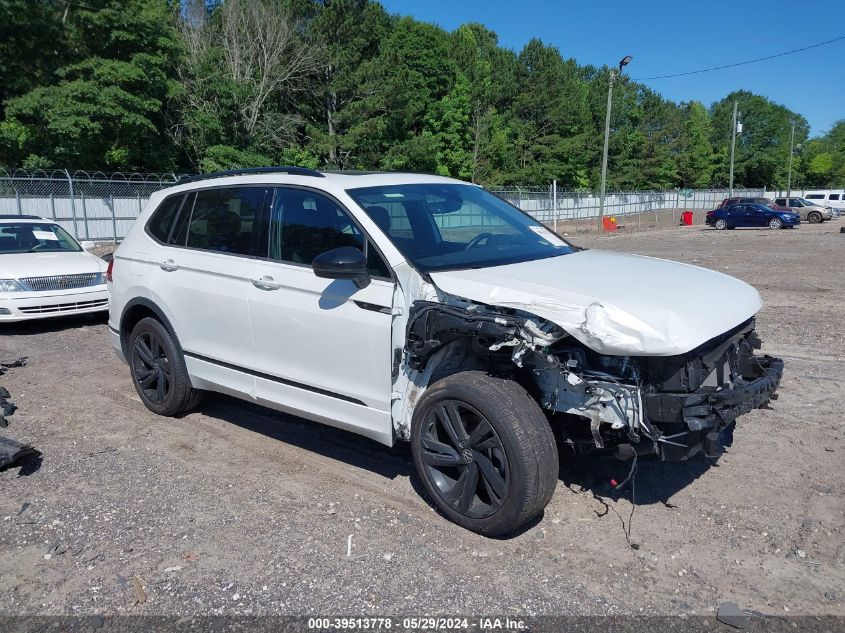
[728,100,738,196]
[598,55,632,230]
[786,121,795,200]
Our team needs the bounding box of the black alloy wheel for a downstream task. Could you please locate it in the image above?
[132,329,171,405]
[420,400,509,518]
[128,316,203,416]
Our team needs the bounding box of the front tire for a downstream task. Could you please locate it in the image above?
[768,217,784,229]
[411,371,558,536]
[715,218,728,230]
[129,317,203,416]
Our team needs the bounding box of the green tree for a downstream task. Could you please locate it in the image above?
[676,101,714,188]
[0,0,182,170]
[511,39,592,187]
[304,0,391,168]
[710,91,809,188]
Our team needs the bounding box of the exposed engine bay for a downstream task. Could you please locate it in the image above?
[404,300,783,461]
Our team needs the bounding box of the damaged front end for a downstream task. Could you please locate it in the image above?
[405,301,783,462]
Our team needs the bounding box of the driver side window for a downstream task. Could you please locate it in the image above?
[269,188,391,279]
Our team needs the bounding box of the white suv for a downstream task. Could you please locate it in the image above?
[109,167,783,535]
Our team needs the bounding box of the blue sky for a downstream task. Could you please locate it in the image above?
[379,0,845,137]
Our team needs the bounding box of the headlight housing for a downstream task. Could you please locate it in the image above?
[0,279,25,292]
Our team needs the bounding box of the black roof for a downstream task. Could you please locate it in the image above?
[0,214,45,220]
[177,166,324,184]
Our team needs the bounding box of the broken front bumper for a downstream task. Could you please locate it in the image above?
[643,355,784,461]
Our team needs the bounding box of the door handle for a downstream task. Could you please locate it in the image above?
[251,275,281,291]
[160,259,178,272]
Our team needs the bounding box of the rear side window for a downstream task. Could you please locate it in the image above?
[774,198,785,205]
[185,187,269,257]
[147,194,184,243]
[269,187,390,278]
[805,194,824,199]
[829,194,840,201]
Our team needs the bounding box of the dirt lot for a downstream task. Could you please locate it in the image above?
[0,221,843,618]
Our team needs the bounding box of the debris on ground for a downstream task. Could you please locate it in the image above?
[716,602,747,629]
[0,436,35,470]
[130,576,147,604]
[0,357,34,470]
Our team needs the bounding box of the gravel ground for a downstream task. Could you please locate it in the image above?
[0,220,843,618]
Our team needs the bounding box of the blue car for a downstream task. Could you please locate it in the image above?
[706,203,801,230]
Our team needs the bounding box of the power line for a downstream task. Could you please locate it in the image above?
[633,35,845,81]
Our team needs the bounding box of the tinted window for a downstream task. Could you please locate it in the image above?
[806,194,824,199]
[774,198,785,205]
[185,187,269,256]
[147,194,184,243]
[829,194,840,201]
[170,192,194,246]
[269,188,390,278]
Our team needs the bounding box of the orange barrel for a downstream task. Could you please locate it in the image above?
[602,216,618,231]
[682,211,694,225]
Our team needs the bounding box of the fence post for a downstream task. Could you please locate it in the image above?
[49,193,56,220]
[15,189,22,214]
[552,180,558,233]
[64,169,79,239]
[137,192,143,217]
[81,191,90,239]
[109,194,118,244]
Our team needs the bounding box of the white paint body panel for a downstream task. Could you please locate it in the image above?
[0,225,108,322]
[430,249,762,356]
[109,171,766,447]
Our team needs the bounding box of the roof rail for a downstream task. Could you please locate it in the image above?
[177,166,325,184]
[0,214,45,220]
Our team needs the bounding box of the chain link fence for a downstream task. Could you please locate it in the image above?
[489,185,767,232]
[0,168,179,242]
[0,168,777,241]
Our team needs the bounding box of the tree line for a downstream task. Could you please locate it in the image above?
[1,0,842,189]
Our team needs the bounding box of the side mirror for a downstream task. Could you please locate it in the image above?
[80,240,95,250]
[312,246,370,289]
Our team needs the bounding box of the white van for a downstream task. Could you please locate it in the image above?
[804,191,845,213]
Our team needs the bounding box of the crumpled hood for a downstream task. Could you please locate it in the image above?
[429,249,762,356]
[0,251,106,280]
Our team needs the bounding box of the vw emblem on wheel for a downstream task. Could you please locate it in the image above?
[461,448,474,464]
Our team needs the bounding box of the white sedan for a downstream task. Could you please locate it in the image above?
[0,215,109,322]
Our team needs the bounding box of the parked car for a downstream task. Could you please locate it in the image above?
[108,168,783,536]
[803,191,845,213]
[706,203,801,230]
[0,215,108,322]
[772,197,832,223]
[718,196,788,210]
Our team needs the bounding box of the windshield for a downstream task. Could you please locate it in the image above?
[0,222,82,254]
[346,183,574,272]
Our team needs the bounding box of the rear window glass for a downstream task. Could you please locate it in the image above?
[186,187,269,257]
[147,195,184,243]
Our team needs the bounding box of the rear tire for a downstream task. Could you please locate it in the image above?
[715,218,728,230]
[808,211,822,224]
[411,371,558,536]
[128,317,203,417]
